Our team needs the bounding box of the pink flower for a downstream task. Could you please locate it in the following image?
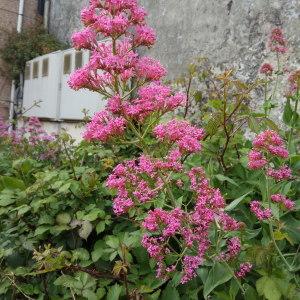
[134,25,156,47]
[235,262,252,278]
[252,130,289,158]
[266,165,292,181]
[250,200,272,221]
[248,150,268,170]
[219,213,243,231]
[71,28,96,50]
[135,57,167,81]
[271,194,295,210]
[153,120,205,154]
[83,110,127,142]
[268,28,288,54]
[288,70,300,94]
[80,7,96,26]
[180,255,202,284]
[124,84,185,121]
[218,237,241,261]
[260,63,274,76]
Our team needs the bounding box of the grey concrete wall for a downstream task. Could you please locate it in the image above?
[48,0,300,118]
[139,0,300,79]
[49,0,300,77]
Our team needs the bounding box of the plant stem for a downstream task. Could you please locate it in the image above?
[223,261,245,295]
[265,176,293,272]
[288,91,299,151]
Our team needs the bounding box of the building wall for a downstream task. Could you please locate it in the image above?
[48,0,300,119]
[0,0,38,119]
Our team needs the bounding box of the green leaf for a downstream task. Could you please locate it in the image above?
[56,213,71,225]
[83,209,105,221]
[203,262,233,298]
[96,221,106,234]
[54,275,77,288]
[96,288,106,299]
[193,91,203,102]
[244,284,259,300]
[161,283,180,300]
[79,220,93,240]
[0,190,16,206]
[106,236,119,249]
[82,290,97,300]
[106,283,122,300]
[225,191,251,211]
[71,248,90,261]
[283,99,293,125]
[256,276,281,300]
[0,176,25,190]
[215,174,238,186]
[92,240,106,262]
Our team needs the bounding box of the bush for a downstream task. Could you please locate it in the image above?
[0,22,64,82]
[0,1,299,300]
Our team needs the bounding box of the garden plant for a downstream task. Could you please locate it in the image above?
[0,0,299,299]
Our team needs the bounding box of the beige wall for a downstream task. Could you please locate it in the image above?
[0,0,38,119]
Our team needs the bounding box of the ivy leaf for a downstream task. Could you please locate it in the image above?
[256,276,281,300]
[203,262,233,298]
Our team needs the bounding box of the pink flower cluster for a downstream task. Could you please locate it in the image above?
[288,69,300,95]
[248,130,292,180]
[250,201,272,221]
[260,63,274,76]
[123,84,185,121]
[0,116,54,146]
[235,262,252,278]
[218,237,241,261]
[266,165,292,181]
[83,110,126,142]
[153,120,205,154]
[268,28,288,54]
[252,130,288,158]
[271,194,295,210]
[73,1,244,285]
[107,151,183,215]
[141,167,241,283]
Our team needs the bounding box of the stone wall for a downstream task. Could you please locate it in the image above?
[48,0,300,116]
[0,0,38,119]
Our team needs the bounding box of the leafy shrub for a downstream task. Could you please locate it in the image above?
[0,22,64,81]
[0,1,299,300]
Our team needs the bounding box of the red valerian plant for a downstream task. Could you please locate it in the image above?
[69,0,249,284]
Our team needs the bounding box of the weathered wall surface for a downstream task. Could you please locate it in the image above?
[48,0,300,116]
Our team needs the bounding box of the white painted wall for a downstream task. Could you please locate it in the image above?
[22,47,106,139]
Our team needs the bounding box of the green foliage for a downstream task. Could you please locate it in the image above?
[0,62,299,299]
[0,22,64,81]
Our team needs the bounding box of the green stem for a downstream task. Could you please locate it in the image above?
[288,91,299,151]
[223,261,245,295]
[265,176,293,272]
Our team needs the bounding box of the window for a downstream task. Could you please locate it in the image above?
[42,58,49,77]
[63,54,72,74]
[75,51,83,69]
[33,61,39,79]
[25,63,31,80]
